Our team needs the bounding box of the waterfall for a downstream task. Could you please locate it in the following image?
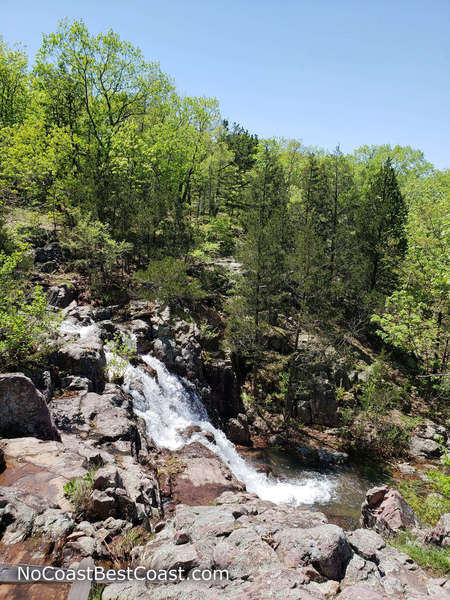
[63,319,335,506]
[120,354,335,506]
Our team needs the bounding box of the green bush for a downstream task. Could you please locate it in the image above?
[136,256,206,309]
[0,245,55,369]
[360,355,409,413]
[61,208,132,290]
[63,470,96,514]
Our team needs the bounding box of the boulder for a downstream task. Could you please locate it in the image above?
[128,319,153,353]
[310,380,338,427]
[0,486,51,544]
[360,485,420,535]
[409,435,442,459]
[425,513,450,547]
[54,335,106,392]
[60,375,93,392]
[34,242,62,263]
[409,419,447,459]
[274,523,352,580]
[347,528,385,561]
[168,442,244,506]
[87,489,116,520]
[226,417,251,446]
[152,337,176,368]
[47,284,75,309]
[0,373,60,441]
[93,307,113,322]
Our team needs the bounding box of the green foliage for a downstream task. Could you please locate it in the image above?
[63,470,96,514]
[397,450,450,526]
[61,209,131,291]
[106,332,136,381]
[372,171,449,399]
[0,38,29,126]
[359,355,409,413]
[390,532,449,576]
[0,244,55,369]
[136,257,205,309]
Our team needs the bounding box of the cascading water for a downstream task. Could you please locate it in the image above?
[119,354,335,506]
[63,319,335,506]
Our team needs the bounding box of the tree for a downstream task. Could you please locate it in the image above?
[0,38,28,126]
[372,170,449,395]
[356,158,407,295]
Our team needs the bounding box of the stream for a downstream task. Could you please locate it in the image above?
[63,319,378,525]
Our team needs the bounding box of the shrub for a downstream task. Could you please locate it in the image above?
[63,470,95,514]
[136,256,205,309]
[0,245,56,369]
[359,355,409,413]
[61,209,132,290]
[105,332,136,382]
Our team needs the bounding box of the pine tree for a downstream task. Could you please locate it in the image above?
[357,158,407,294]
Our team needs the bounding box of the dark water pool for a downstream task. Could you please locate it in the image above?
[240,446,385,530]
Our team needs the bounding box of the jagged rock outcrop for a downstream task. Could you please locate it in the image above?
[409,419,448,459]
[47,283,75,309]
[0,373,60,441]
[425,513,450,547]
[53,335,106,392]
[360,485,420,535]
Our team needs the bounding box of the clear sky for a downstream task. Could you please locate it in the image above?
[2,0,449,168]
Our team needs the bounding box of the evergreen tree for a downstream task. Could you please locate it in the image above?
[357,158,407,294]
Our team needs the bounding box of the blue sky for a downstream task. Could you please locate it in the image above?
[2,0,449,168]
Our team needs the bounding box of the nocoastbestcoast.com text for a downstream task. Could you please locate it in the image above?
[17,565,229,583]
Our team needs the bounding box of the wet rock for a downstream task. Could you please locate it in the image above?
[128,319,153,353]
[47,284,75,309]
[425,513,450,547]
[318,449,348,466]
[226,417,251,446]
[0,373,60,441]
[63,303,94,324]
[98,320,118,342]
[203,358,240,419]
[360,485,420,534]
[169,442,244,505]
[310,380,338,427]
[93,307,113,322]
[0,447,5,473]
[54,335,106,392]
[60,375,93,392]
[153,337,176,367]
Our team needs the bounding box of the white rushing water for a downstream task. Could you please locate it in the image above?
[65,319,335,506]
[119,354,335,506]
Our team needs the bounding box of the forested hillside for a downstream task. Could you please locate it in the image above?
[0,20,448,447]
[0,20,450,597]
